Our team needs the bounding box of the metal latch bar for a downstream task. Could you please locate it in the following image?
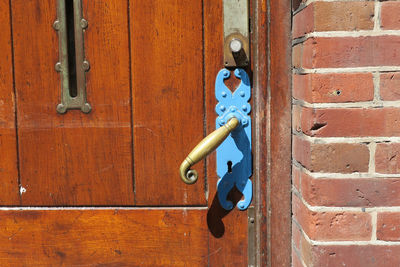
[223,0,250,67]
[54,0,91,114]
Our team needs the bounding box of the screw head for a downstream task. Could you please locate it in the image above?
[219,105,226,112]
[221,91,227,97]
[55,62,62,72]
[80,19,88,29]
[56,104,67,114]
[53,20,60,31]
[230,107,236,113]
[242,119,248,125]
[242,105,247,112]
[239,91,245,97]
[82,61,90,71]
[81,103,92,114]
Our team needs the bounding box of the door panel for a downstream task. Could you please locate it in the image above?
[12,0,134,205]
[0,1,19,205]
[1,0,250,265]
[0,209,207,266]
[131,0,205,205]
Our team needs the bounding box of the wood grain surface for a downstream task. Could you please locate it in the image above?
[131,0,206,205]
[12,0,134,205]
[0,209,207,266]
[269,0,292,266]
[252,0,269,265]
[0,1,19,205]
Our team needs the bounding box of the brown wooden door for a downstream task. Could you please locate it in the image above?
[0,0,250,266]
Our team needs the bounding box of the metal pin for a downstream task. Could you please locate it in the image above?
[230,39,242,53]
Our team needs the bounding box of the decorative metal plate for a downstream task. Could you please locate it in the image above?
[215,68,252,210]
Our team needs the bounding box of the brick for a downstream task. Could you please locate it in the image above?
[301,39,314,69]
[299,107,315,135]
[293,73,374,103]
[293,135,369,173]
[293,104,302,133]
[313,2,374,32]
[300,107,400,137]
[300,234,312,266]
[292,43,303,69]
[293,136,311,170]
[301,36,400,68]
[376,143,400,174]
[301,171,400,207]
[293,165,301,191]
[380,72,400,101]
[293,74,311,102]
[293,4,314,39]
[293,194,372,241]
[381,1,400,30]
[308,244,400,266]
[293,2,374,39]
[377,212,400,241]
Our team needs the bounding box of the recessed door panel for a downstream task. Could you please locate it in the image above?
[12,0,134,205]
[0,1,19,205]
[131,0,206,205]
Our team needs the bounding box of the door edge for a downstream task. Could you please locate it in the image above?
[251,0,292,266]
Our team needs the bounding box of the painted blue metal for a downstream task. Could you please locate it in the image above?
[215,68,252,211]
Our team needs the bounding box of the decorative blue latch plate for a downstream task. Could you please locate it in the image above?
[215,68,252,211]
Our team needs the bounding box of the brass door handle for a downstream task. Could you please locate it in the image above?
[180,117,239,184]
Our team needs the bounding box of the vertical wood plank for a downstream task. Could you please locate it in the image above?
[269,0,293,266]
[12,0,134,205]
[131,0,206,205]
[204,0,248,265]
[0,1,19,204]
[253,0,269,265]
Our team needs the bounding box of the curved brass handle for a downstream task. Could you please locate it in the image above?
[180,117,240,184]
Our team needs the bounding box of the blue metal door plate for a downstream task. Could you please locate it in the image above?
[215,68,252,211]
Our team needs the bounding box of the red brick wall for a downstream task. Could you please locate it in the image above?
[292,1,400,266]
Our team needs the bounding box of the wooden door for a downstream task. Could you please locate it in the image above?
[0,0,251,265]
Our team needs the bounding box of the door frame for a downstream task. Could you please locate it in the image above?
[252,0,292,266]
